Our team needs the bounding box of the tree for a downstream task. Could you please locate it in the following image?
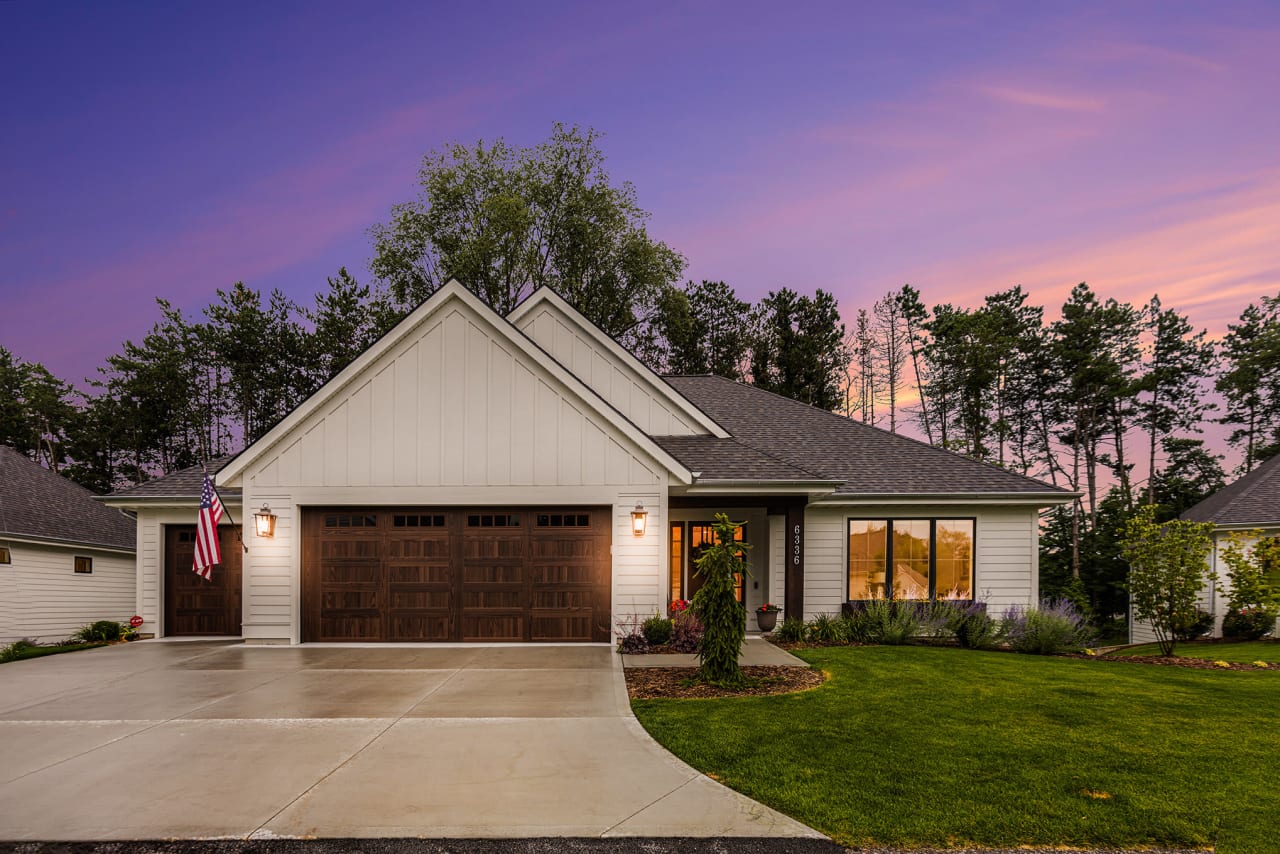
[750,288,849,410]
[369,123,685,350]
[1121,505,1215,656]
[653,280,751,379]
[305,268,383,386]
[1216,294,1280,472]
[1147,437,1225,520]
[1219,532,1280,617]
[691,513,751,687]
[1139,296,1216,504]
[896,285,933,442]
[871,292,910,432]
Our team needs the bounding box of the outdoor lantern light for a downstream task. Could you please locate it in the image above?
[631,502,648,537]
[253,504,277,538]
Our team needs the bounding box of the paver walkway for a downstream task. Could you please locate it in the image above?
[0,640,822,841]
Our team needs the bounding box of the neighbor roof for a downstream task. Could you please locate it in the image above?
[0,446,136,551]
[104,457,242,502]
[661,376,1070,496]
[1182,453,1280,526]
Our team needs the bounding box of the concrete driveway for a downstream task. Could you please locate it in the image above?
[0,641,821,841]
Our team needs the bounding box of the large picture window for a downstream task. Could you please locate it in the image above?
[847,518,974,601]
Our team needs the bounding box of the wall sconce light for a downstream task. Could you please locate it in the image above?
[631,502,648,537]
[253,504,277,538]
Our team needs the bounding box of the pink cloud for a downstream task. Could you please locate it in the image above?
[977,85,1107,112]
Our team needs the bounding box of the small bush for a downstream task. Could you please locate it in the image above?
[642,615,674,646]
[0,639,40,663]
[1171,608,1215,642]
[774,616,806,643]
[838,607,873,644]
[1002,599,1094,655]
[807,612,845,644]
[947,600,1000,649]
[615,614,650,654]
[72,620,128,643]
[1222,607,1276,641]
[669,609,704,653]
[856,599,923,645]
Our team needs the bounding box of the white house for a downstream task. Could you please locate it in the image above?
[1132,453,1280,643]
[102,281,1071,644]
[0,446,137,643]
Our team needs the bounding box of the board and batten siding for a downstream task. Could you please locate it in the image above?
[799,504,1041,620]
[233,298,678,643]
[514,300,707,437]
[0,541,135,643]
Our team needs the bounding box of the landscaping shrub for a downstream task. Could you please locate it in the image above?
[807,612,845,644]
[642,615,674,646]
[1171,608,1215,641]
[860,599,923,645]
[669,606,705,652]
[615,614,650,654]
[946,600,1000,649]
[72,620,129,643]
[838,606,873,644]
[691,514,751,686]
[1002,599,1094,655]
[774,616,806,643]
[1222,607,1276,641]
[0,639,40,663]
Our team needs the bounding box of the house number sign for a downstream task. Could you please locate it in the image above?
[793,524,801,565]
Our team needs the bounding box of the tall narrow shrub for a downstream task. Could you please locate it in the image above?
[691,513,751,686]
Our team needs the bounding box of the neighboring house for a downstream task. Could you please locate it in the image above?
[102,280,1072,644]
[0,446,137,643]
[1132,453,1280,644]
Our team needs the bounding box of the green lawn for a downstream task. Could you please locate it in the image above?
[632,646,1280,853]
[0,641,107,663]
[1112,639,1280,663]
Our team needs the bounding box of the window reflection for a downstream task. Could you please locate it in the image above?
[848,520,888,600]
[892,520,931,599]
[935,520,974,599]
[847,518,974,601]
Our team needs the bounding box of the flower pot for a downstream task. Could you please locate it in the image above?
[756,609,778,632]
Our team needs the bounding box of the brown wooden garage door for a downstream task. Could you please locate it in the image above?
[165,525,243,636]
[300,508,611,643]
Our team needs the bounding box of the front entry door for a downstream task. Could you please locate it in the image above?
[165,525,243,636]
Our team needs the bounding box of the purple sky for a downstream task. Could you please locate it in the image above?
[4,0,1279,396]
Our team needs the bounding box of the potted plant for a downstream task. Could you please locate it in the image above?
[756,602,781,632]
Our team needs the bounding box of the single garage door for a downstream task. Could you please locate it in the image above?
[165,525,243,636]
[300,508,612,643]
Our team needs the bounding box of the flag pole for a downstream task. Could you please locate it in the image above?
[203,459,248,554]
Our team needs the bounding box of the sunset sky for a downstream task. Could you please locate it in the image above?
[4,1,1279,390]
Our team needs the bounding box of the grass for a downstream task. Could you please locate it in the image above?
[0,641,107,663]
[1111,639,1280,663]
[631,645,1280,853]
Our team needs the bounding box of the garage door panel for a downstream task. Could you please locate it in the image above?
[303,507,610,642]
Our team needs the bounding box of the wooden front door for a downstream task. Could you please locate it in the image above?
[164,525,243,636]
[301,508,611,643]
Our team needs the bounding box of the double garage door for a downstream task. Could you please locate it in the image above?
[301,507,612,643]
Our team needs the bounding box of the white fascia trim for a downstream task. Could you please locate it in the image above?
[1210,522,1280,533]
[0,534,137,556]
[507,287,730,439]
[97,497,244,509]
[217,280,693,487]
[678,483,841,497]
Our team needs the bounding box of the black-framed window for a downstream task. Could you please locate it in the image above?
[668,521,747,604]
[0,544,10,564]
[74,556,93,574]
[847,518,974,601]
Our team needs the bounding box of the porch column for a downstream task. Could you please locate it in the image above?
[784,501,806,622]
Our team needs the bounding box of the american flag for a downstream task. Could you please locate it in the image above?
[193,472,224,580]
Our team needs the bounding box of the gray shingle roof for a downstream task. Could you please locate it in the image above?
[105,457,242,501]
[651,436,831,482]
[1182,453,1280,526]
[661,375,1069,496]
[0,446,136,551]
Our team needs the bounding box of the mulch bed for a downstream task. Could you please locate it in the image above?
[625,665,826,699]
[1085,653,1276,671]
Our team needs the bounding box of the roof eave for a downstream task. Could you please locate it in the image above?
[815,491,1078,506]
[97,495,244,508]
[0,533,136,555]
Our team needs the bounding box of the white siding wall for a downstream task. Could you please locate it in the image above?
[232,298,675,643]
[515,302,707,436]
[0,541,136,643]
[130,508,241,639]
[799,504,1041,620]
